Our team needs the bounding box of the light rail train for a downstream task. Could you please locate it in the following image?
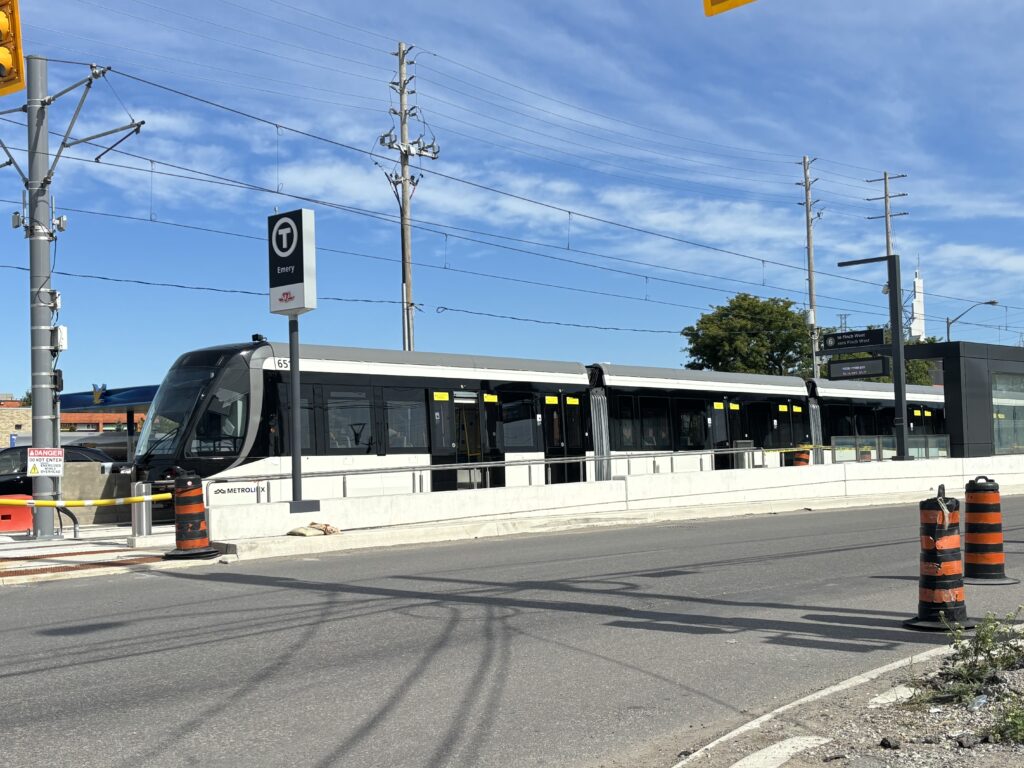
[132,338,947,499]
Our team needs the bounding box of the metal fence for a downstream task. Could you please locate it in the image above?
[830,434,951,463]
[204,444,781,503]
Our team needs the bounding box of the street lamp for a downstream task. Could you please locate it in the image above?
[946,300,998,342]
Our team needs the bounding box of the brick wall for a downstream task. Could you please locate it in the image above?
[0,407,30,437]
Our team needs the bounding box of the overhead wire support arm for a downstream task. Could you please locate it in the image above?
[40,64,144,180]
[0,138,27,183]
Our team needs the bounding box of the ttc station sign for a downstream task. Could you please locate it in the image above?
[268,209,317,315]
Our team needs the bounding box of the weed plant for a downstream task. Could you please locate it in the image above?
[912,608,1024,705]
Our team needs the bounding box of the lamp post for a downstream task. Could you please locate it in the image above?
[946,300,998,342]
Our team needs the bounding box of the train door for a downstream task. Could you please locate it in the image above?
[542,394,585,483]
[711,399,743,469]
[453,393,483,489]
[429,390,502,491]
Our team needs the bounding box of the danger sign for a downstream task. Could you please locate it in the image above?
[27,448,64,477]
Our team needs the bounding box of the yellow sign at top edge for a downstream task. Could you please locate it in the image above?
[704,0,757,16]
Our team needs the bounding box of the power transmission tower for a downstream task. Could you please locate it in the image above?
[838,314,849,332]
[379,42,438,352]
[798,156,822,376]
[0,57,142,538]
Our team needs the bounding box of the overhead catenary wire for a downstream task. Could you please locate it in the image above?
[0,140,896,322]
[99,66,892,278]
[0,70,1001,327]
[0,197,896,325]
[0,264,679,335]
[0,119,1012,331]
[27,28,391,111]
[0,104,1009,329]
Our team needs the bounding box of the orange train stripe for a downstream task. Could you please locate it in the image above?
[965,533,1005,545]
[920,535,961,550]
[920,560,963,576]
[964,513,1003,524]
[965,553,1006,565]
[966,492,1000,503]
[919,587,965,603]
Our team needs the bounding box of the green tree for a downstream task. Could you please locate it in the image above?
[18,389,30,406]
[681,294,812,376]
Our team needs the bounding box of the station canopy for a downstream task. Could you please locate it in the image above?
[59,385,159,414]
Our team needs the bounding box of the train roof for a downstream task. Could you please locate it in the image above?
[589,363,808,397]
[263,342,590,385]
[808,378,945,404]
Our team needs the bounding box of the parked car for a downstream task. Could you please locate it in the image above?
[0,445,114,496]
[65,432,136,462]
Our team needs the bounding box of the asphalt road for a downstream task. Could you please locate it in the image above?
[3,498,1024,768]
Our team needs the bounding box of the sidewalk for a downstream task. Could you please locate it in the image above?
[0,523,216,585]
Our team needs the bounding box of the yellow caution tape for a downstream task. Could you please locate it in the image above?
[0,493,173,508]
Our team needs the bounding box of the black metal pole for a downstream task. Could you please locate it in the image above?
[289,314,302,500]
[888,253,912,461]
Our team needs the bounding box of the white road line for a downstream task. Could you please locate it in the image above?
[672,644,952,767]
[727,736,831,768]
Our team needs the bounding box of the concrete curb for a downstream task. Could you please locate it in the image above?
[0,552,239,586]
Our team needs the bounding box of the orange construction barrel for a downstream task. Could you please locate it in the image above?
[0,495,33,535]
[792,449,810,467]
[904,486,975,631]
[163,473,219,560]
[963,476,1018,585]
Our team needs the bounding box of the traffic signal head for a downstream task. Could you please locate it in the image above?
[0,0,23,97]
[704,0,758,16]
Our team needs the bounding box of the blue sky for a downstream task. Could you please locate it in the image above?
[2,0,1023,394]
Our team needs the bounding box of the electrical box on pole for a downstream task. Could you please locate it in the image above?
[0,0,23,97]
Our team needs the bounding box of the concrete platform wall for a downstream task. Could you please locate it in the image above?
[207,454,1024,542]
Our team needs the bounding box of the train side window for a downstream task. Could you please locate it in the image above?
[639,396,671,449]
[384,388,428,451]
[615,395,637,449]
[499,394,536,451]
[325,386,374,454]
[275,383,315,455]
[672,399,707,450]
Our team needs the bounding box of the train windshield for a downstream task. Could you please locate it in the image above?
[135,366,218,460]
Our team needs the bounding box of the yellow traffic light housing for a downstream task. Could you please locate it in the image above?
[704,0,758,16]
[0,0,23,97]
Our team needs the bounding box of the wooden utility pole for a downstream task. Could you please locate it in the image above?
[380,42,438,351]
[800,156,819,377]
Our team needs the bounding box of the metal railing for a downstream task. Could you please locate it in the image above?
[203,444,803,503]
[830,434,951,463]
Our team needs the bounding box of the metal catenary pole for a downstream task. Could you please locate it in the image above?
[7,58,142,537]
[26,55,56,538]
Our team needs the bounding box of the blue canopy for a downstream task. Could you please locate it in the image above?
[59,385,159,413]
